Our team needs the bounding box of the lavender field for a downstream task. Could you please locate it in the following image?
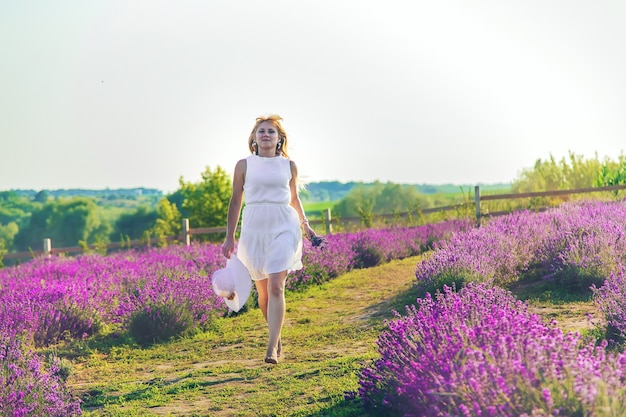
[360,200,626,416]
[0,220,468,416]
[3,201,626,416]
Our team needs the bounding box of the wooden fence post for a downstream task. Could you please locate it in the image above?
[43,238,52,258]
[182,218,190,246]
[324,208,333,235]
[474,185,481,227]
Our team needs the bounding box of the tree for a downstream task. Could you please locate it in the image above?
[512,151,604,193]
[151,198,182,243]
[114,206,158,240]
[14,197,109,251]
[14,204,54,251]
[374,183,421,214]
[332,182,426,220]
[597,154,626,188]
[33,190,50,203]
[47,198,107,247]
[0,191,39,229]
[332,183,381,219]
[179,166,232,231]
[153,166,232,242]
[0,222,18,254]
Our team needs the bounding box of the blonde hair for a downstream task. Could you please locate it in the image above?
[248,114,290,158]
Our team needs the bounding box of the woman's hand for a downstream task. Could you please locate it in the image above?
[303,224,326,248]
[222,237,235,259]
[303,224,316,240]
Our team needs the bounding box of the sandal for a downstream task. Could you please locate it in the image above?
[264,356,278,364]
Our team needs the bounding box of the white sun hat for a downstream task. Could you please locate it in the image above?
[212,254,252,312]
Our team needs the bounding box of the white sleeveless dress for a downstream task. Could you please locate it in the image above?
[237,154,303,281]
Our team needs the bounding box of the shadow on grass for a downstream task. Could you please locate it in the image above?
[361,279,424,322]
[39,328,137,363]
[506,272,595,304]
[302,396,373,417]
[81,376,247,408]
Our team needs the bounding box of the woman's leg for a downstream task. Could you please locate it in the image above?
[265,270,288,363]
[255,278,282,359]
[254,279,269,320]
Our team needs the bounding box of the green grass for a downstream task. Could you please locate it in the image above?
[51,255,600,416]
[507,273,600,337]
[302,201,337,219]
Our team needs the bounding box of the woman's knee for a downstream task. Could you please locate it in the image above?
[267,274,286,297]
[268,281,284,298]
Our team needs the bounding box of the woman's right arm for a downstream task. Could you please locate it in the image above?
[222,159,246,258]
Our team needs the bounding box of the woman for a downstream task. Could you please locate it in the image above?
[222,114,316,364]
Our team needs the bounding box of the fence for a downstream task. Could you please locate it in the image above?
[474,183,626,225]
[3,183,626,262]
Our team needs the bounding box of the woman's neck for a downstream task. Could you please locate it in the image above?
[257,151,277,158]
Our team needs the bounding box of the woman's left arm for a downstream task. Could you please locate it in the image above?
[289,160,316,239]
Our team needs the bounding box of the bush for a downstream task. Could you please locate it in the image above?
[351,237,384,268]
[33,302,102,348]
[128,302,194,346]
[416,265,478,298]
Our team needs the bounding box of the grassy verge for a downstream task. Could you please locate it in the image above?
[61,256,422,417]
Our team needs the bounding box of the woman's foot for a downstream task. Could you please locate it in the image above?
[265,345,279,364]
[264,355,278,364]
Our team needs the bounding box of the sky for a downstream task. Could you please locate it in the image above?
[1,0,625,193]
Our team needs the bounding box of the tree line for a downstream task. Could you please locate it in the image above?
[0,167,232,256]
[1,151,625,258]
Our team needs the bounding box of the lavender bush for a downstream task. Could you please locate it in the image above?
[0,244,226,414]
[593,266,626,342]
[288,233,356,290]
[537,202,626,289]
[358,283,626,416]
[288,220,471,290]
[0,333,82,416]
[416,201,626,291]
[128,302,195,345]
[0,243,225,347]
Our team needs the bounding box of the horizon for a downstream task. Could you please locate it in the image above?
[1,179,513,194]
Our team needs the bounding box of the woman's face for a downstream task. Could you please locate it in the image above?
[255,121,280,154]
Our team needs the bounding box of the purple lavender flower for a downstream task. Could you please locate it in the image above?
[358,282,626,416]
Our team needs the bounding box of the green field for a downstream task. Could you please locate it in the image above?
[302,200,337,219]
